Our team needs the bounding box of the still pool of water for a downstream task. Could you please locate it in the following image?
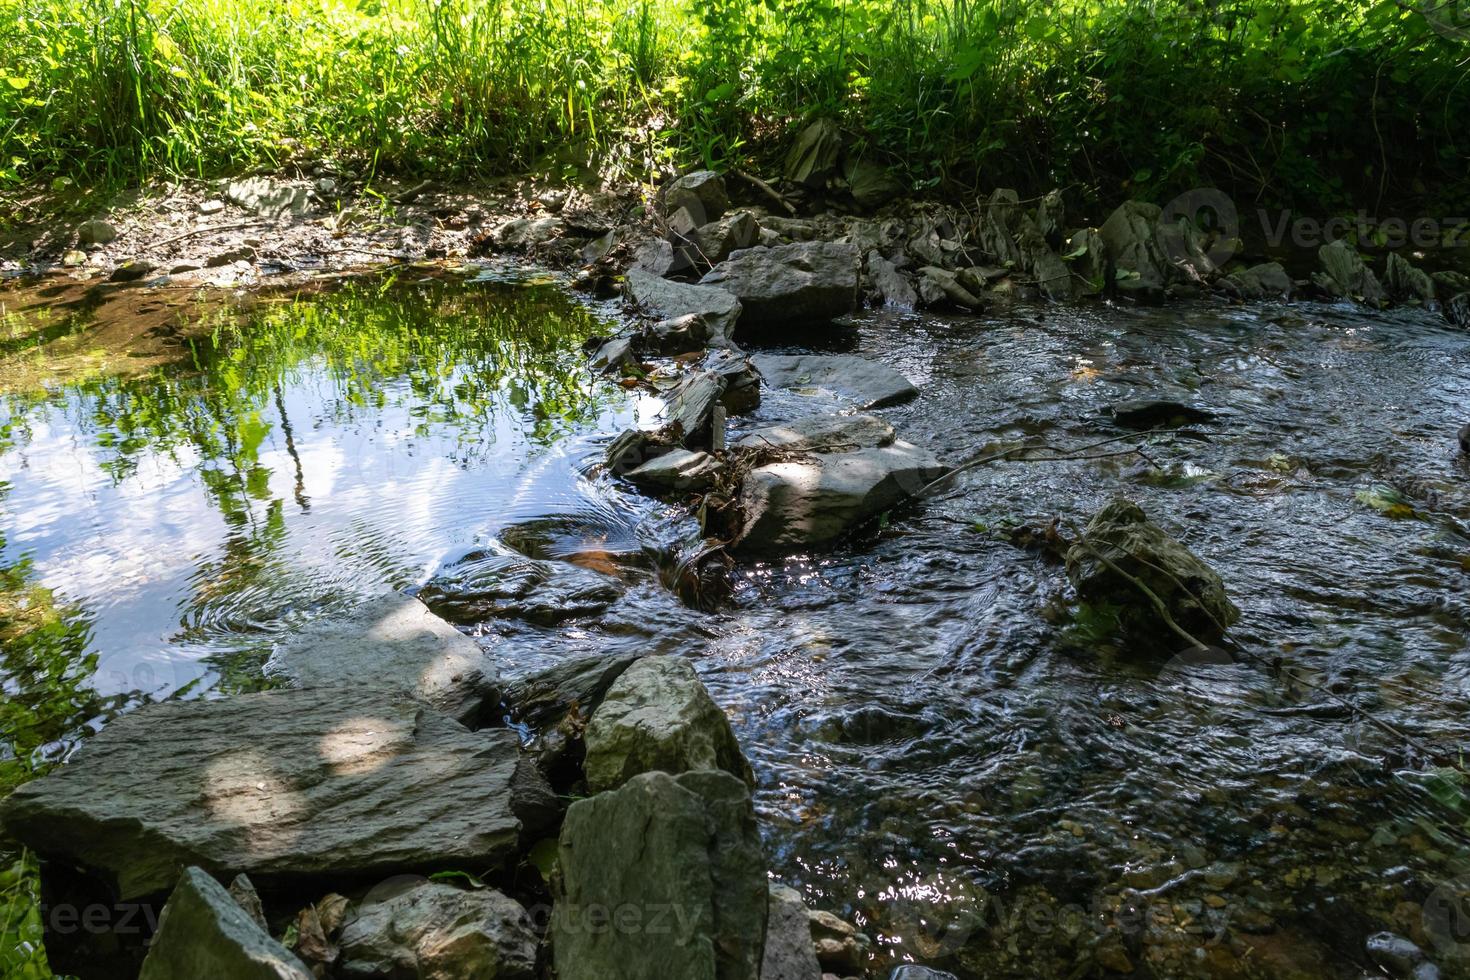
[4,269,1470,978]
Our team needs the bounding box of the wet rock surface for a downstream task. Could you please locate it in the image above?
[417,552,622,626]
[266,590,498,723]
[625,268,743,345]
[761,884,823,980]
[700,242,860,330]
[1,689,554,900]
[139,867,312,980]
[749,353,918,409]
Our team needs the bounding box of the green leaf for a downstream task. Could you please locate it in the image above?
[5,77,29,90]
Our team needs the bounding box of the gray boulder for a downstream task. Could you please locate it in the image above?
[1064,498,1240,648]
[700,243,860,329]
[866,251,918,308]
[731,442,946,556]
[490,216,566,250]
[139,867,311,980]
[845,158,903,212]
[589,336,638,374]
[76,219,118,246]
[338,879,536,980]
[696,212,761,266]
[736,414,895,454]
[1100,200,1169,287]
[645,313,711,354]
[1035,189,1067,247]
[225,177,311,218]
[1384,252,1436,305]
[627,448,726,494]
[918,266,985,311]
[1065,229,1108,296]
[666,170,729,223]
[0,689,555,900]
[626,268,742,346]
[761,884,822,980]
[750,353,918,409]
[266,590,496,725]
[584,655,752,792]
[631,238,677,277]
[704,348,762,414]
[1223,262,1292,300]
[553,770,767,980]
[1314,239,1387,306]
[417,552,622,625]
[505,654,641,777]
[976,189,1025,268]
[784,118,842,188]
[1450,293,1470,330]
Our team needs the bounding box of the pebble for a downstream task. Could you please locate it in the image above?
[198,199,226,215]
[76,219,116,246]
[1366,931,1425,976]
[108,259,157,282]
[62,249,86,267]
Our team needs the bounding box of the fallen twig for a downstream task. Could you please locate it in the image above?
[733,168,797,216]
[150,219,274,251]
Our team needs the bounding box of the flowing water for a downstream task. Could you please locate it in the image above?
[3,268,1470,978]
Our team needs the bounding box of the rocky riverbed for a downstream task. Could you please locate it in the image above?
[3,160,1470,980]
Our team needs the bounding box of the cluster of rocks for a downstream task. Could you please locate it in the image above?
[1,590,913,979]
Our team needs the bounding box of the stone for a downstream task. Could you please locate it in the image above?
[888,968,959,980]
[704,348,762,414]
[700,242,860,330]
[918,266,984,310]
[491,216,565,250]
[627,448,725,494]
[696,211,761,266]
[109,259,157,282]
[631,238,677,277]
[76,219,117,246]
[1100,200,1169,286]
[750,353,918,409]
[1314,238,1386,306]
[666,170,729,223]
[1035,189,1067,247]
[976,189,1025,267]
[553,770,767,980]
[1064,498,1241,648]
[762,884,822,980]
[266,590,497,725]
[61,249,86,267]
[784,118,842,188]
[225,177,311,218]
[1449,292,1470,329]
[1383,253,1436,305]
[1459,422,1470,455]
[228,874,269,933]
[1018,223,1074,302]
[338,878,537,980]
[760,216,821,242]
[1065,229,1108,295]
[845,158,902,212]
[1366,932,1425,977]
[139,867,312,980]
[1108,399,1217,430]
[646,313,710,354]
[736,414,896,454]
[663,369,728,449]
[0,689,555,900]
[584,655,752,792]
[1223,261,1292,300]
[626,268,742,346]
[505,654,640,777]
[590,336,639,374]
[416,552,622,626]
[731,441,945,556]
[956,265,1009,294]
[207,246,256,268]
[198,199,226,215]
[807,910,868,975]
[866,251,918,308]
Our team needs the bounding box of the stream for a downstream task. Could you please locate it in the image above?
[3,268,1470,978]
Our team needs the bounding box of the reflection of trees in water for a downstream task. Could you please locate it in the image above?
[0,276,612,678]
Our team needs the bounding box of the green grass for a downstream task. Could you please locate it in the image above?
[1,0,1468,208]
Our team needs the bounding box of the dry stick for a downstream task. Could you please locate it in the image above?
[150,219,275,251]
[732,168,797,216]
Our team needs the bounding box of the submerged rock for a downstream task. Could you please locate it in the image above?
[888,968,960,980]
[1108,399,1217,430]
[1314,239,1387,306]
[1064,498,1240,648]
[267,590,497,725]
[552,770,767,980]
[625,268,742,346]
[731,440,945,556]
[584,655,752,792]
[417,552,622,626]
[1,689,555,900]
[750,353,918,409]
[761,884,822,980]
[700,242,860,329]
[338,879,537,980]
[808,908,869,975]
[139,867,311,980]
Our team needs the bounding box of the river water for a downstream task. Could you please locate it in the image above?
[3,269,1469,978]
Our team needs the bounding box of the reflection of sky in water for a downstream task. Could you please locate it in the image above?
[0,279,640,698]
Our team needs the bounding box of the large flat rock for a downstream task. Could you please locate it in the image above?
[750,354,918,409]
[625,268,742,346]
[0,688,556,901]
[267,591,498,725]
[732,442,945,556]
[700,242,858,329]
